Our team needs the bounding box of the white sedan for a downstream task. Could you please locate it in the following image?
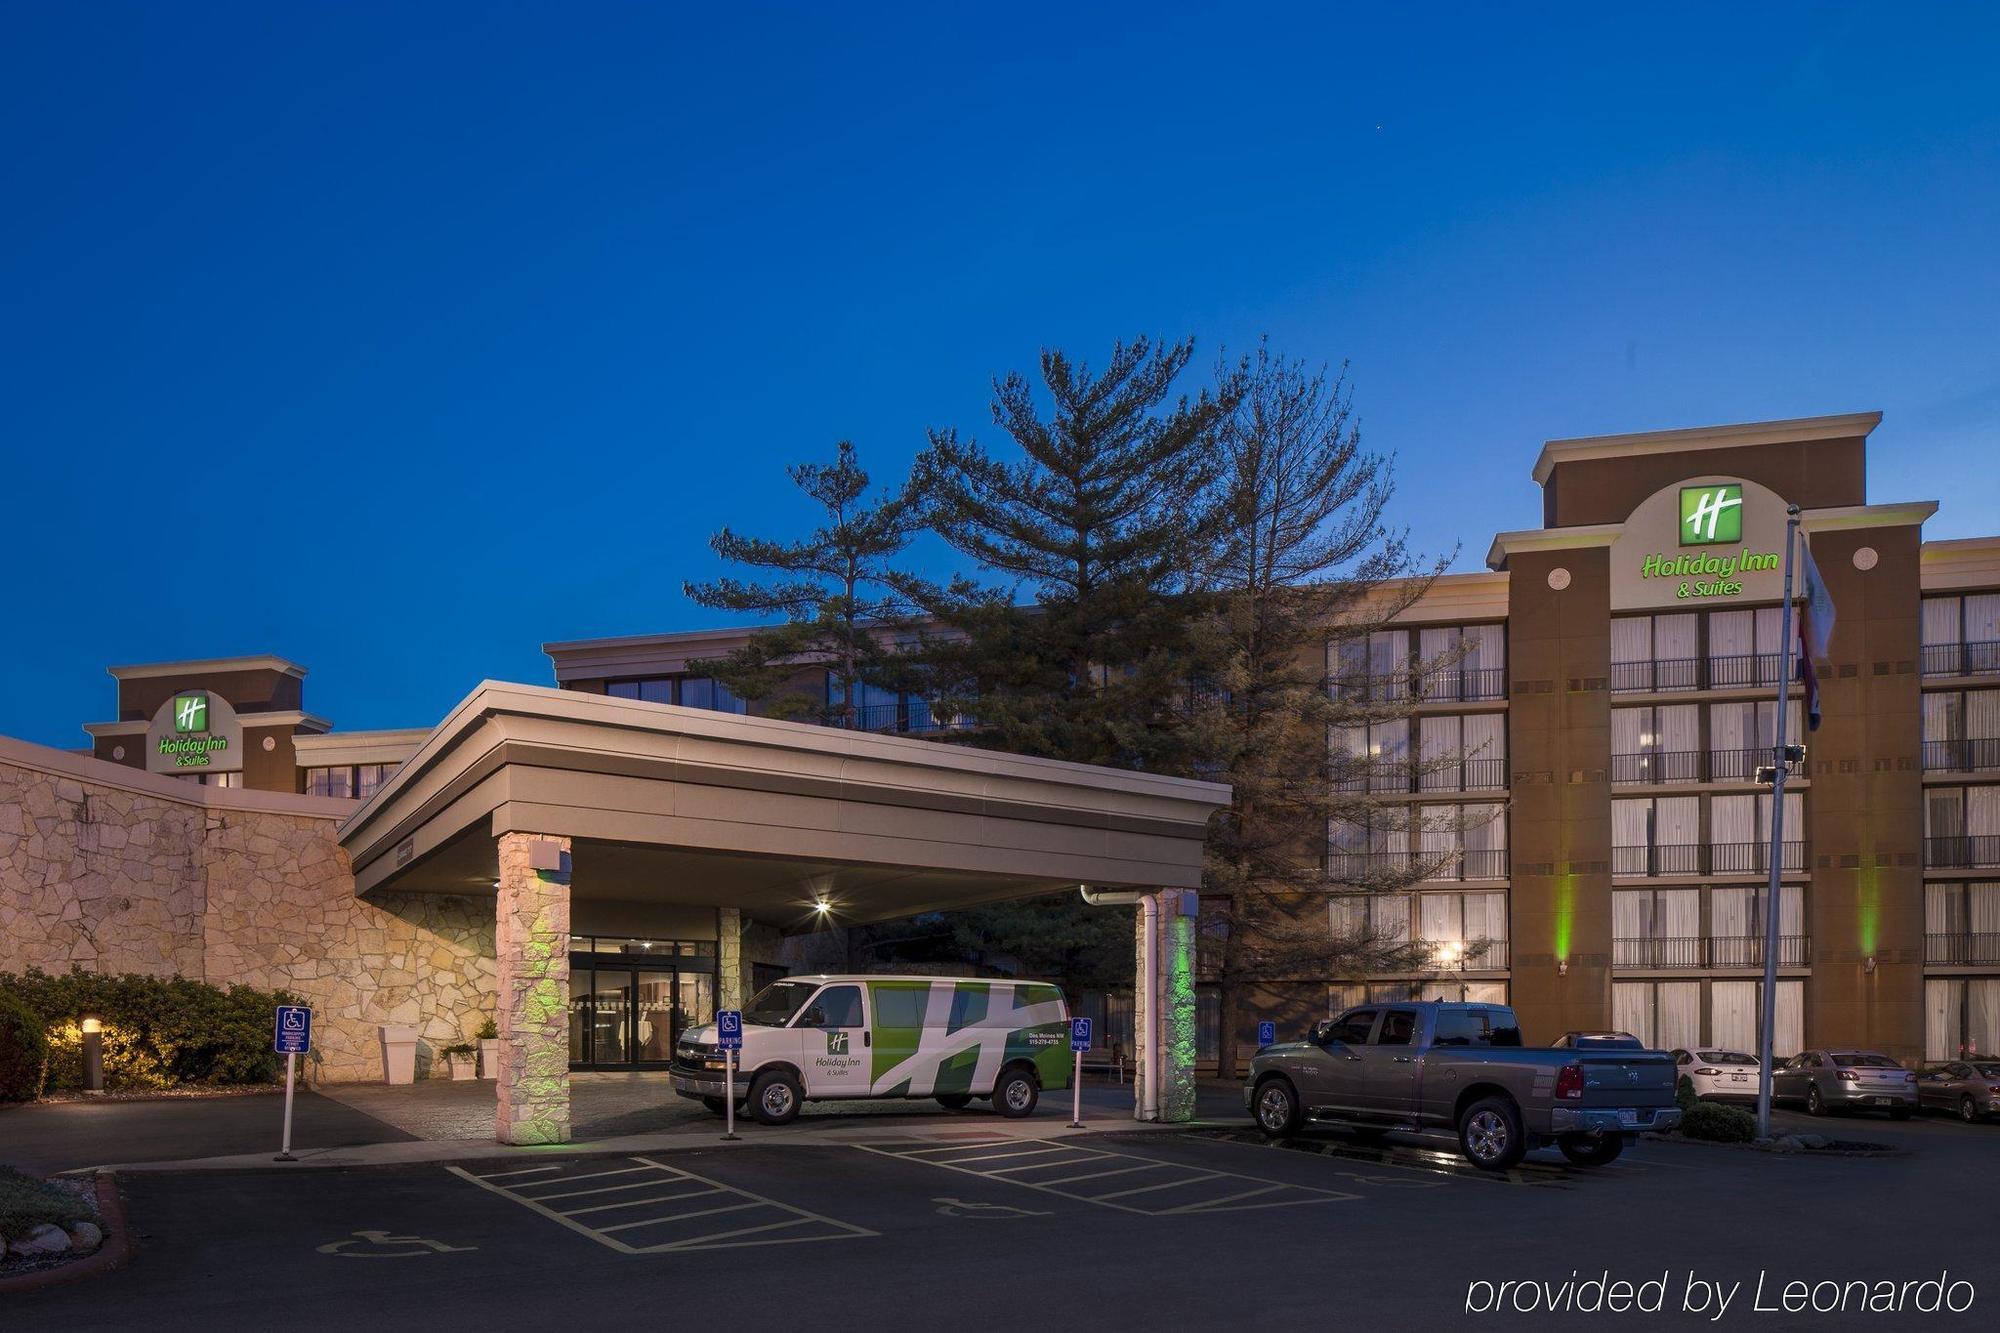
[1672,1048,1761,1101]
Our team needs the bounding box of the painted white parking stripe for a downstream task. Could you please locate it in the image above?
[598,1201,762,1233]
[1089,1172,1225,1200]
[471,1165,564,1181]
[448,1156,875,1255]
[1162,1183,1280,1211]
[937,1144,1074,1165]
[1028,1162,1164,1186]
[984,1154,1108,1175]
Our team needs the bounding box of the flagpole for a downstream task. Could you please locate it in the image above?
[1755,503,1802,1139]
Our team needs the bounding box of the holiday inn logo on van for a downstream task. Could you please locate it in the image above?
[1680,484,1744,545]
[826,1030,848,1054]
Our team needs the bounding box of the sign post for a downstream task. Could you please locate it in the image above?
[1068,1017,1092,1129]
[716,1010,743,1142]
[273,1005,312,1162]
[1257,1020,1276,1049]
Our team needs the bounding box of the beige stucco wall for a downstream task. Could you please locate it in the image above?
[0,741,496,1083]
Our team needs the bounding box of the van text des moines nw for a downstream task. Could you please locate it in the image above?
[1465,1271,1975,1319]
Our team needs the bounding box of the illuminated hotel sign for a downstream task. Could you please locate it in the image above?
[1612,477,1787,610]
[144,690,244,774]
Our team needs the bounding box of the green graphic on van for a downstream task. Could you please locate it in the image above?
[1680,484,1744,545]
[825,1030,849,1055]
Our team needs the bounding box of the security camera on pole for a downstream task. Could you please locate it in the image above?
[1754,506,1833,1140]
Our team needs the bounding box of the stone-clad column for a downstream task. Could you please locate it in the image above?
[495,832,571,1145]
[717,907,745,1010]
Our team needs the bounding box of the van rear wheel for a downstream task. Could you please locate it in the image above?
[994,1067,1038,1118]
[750,1070,803,1125]
[701,1096,730,1116]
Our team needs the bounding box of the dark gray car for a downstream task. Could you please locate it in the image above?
[1916,1060,2000,1122]
[1771,1049,1918,1118]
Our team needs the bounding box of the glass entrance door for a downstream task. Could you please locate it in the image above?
[568,959,717,1068]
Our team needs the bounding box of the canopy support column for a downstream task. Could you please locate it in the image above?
[495,832,572,1146]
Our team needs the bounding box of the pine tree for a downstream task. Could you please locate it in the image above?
[1200,341,1458,1078]
[682,441,923,727]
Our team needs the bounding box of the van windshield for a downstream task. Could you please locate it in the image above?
[744,981,818,1027]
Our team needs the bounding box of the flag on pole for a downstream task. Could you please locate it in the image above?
[1797,534,1836,731]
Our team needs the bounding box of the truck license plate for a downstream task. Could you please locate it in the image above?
[1618,1108,1639,1128]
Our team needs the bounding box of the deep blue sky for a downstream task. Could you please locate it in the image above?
[5,4,1997,747]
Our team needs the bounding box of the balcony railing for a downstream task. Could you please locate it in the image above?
[1340,757,1509,794]
[1611,749,1806,785]
[1329,666,1506,704]
[1610,653,1790,695]
[1922,737,2000,773]
[822,701,976,735]
[1328,848,1509,882]
[1925,835,2000,869]
[1925,932,2000,965]
[1612,842,1806,876]
[1922,640,2000,677]
[1613,935,1811,969]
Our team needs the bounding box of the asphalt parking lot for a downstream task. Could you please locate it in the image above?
[13,1106,2000,1330]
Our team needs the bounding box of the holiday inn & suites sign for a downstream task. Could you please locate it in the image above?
[1611,477,1788,611]
[144,689,244,774]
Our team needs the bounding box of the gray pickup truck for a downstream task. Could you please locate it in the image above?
[1244,1001,1681,1170]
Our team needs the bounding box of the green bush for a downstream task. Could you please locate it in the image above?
[0,1166,94,1241]
[0,967,297,1095]
[0,993,46,1103]
[1676,1074,1699,1112]
[1680,1101,1758,1143]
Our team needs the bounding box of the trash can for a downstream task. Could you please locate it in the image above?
[379,1024,419,1085]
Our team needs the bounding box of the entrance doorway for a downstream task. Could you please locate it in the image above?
[567,937,717,1069]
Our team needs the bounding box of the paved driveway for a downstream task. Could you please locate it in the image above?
[0,1091,414,1175]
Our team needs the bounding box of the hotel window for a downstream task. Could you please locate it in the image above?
[1922,594,2000,678]
[1412,979,1508,1004]
[605,676,746,714]
[605,678,674,704]
[1612,795,1700,876]
[304,763,400,799]
[1923,882,2000,965]
[1711,979,1804,1056]
[181,770,242,788]
[1925,978,2000,1062]
[1329,892,1411,948]
[1706,607,1787,688]
[1707,699,1803,782]
[1612,888,1699,967]
[1925,787,2000,869]
[1417,891,1508,969]
[1710,793,1805,874]
[1922,689,2000,773]
[1417,714,1506,791]
[1328,811,1409,880]
[1708,885,1807,967]
[1611,704,1700,784]
[1610,613,1699,693]
[1330,630,1410,701]
[1611,979,1701,1051]
[1418,802,1507,881]
[1333,718,1411,793]
[1416,624,1506,701]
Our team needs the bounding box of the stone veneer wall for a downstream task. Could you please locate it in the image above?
[0,738,496,1083]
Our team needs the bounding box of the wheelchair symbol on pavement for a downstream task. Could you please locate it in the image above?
[318,1229,478,1258]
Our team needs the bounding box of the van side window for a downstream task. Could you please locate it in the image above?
[1013,983,1062,1010]
[804,985,863,1028]
[869,983,929,1034]
[947,985,989,1031]
[1375,1010,1417,1046]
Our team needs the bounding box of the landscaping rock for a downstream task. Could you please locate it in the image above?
[1797,1133,1829,1149]
[14,1223,72,1256]
[67,1220,103,1254]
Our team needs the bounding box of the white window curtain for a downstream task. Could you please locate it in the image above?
[1657,982,1701,1051]
[1612,709,1646,757]
[1329,895,1369,938]
[1969,979,2000,1059]
[1370,719,1410,793]
[1656,614,1698,661]
[1657,889,1700,940]
[1419,894,1461,946]
[1926,790,1966,840]
[1419,805,1458,880]
[1370,894,1411,945]
[1462,892,1507,944]
[1613,891,1650,940]
[1611,617,1652,666]
[1969,690,2000,740]
[1922,597,1961,648]
[1970,786,2000,838]
[1927,980,1964,1061]
[1753,699,1804,749]
[1329,984,1366,1015]
[1614,800,1651,852]
[1420,626,1460,696]
[1924,883,1962,938]
[1754,607,1787,683]
[1465,623,1504,678]
[1464,713,1505,784]
[1709,610,1753,661]
[1660,704,1700,757]
[1967,595,2000,645]
[1712,886,1752,940]
[1657,796,1700,849]
[1613,983,1652,1047]
[1773,980,1804,1058]
[1462,981,1508,1005]
[1970,882,2000,937]
[1369,631,1406,696]
[1711,982,1757,1052]
[1420,716,1460,790]
[1713,795,1755,847]
[1923,692,1960,744]
[1711,702,1751,755]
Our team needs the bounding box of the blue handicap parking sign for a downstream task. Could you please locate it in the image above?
[274,1005,312,1055]
[1070,1016,1092,1051]
[1257,1020,1276,1048]
[716,1009,743,1051]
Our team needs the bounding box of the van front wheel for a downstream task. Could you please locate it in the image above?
[994,1068,1039,1118]
[750,1070,803,1125]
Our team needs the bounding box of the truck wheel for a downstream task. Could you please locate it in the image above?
[1458,1096,1526,1171]
[701,1096,729,1116]
[1254,1077,1301,1137]
[750,1070,803,1125]
[1557,1133,1625,1167]
[993,1067,1039,1118]
[935,1094,972,1110]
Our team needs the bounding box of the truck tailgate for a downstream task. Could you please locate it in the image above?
[1575,1053,1679,1106]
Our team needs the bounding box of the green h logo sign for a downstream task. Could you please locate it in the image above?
[1680,484,1743,545]
[825,1030,849,1055]
[173,693,209,733]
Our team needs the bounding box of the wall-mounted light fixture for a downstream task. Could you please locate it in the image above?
[80,1011,104,1094]
[1863,955,1876,975]
[1557,959,1569,978]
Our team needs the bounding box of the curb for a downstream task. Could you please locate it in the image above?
[0,1173,132,1295]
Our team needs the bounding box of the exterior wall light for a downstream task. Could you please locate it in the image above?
[1557,959,1569,978]
[1864,955,1876,975]
[80,1011,104,1094]
[813,900,831,915]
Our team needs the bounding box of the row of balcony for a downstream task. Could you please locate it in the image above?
[1327,848,1510,882]
[1610,641,2000,695]
[820,700,976,735]
[1925,932,2000,966]
[1610,749,1804,785]
[1613,842,1806,876]
[1923,641,2000,678]
[1925,835,2000,870]
[1921,737,2000,773]
[1613,935,1811,969]
[1337,757,1509,794]
[1328,665,1507,704]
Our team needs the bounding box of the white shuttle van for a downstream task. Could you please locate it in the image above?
[669,974,1071,1125]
